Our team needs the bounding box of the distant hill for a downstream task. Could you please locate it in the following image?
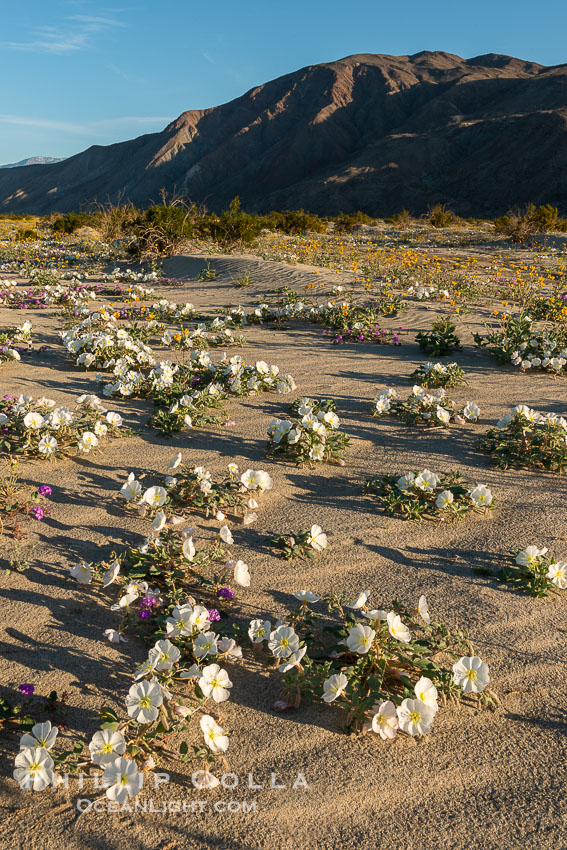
[0,156,65,169]
[0,51,566,216]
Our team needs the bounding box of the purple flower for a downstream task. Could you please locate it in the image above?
[138,608,151,620]
[217,587,234,600]
[37,485,52,497]
[30,506,44,521]
[207,608,221,622]
[18,684,35,696]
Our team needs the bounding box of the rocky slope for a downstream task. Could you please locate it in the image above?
[0,51,565,216]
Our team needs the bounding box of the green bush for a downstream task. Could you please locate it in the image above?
[494,204,567,241]
[333,211,375,231]
[15,228,40,241]
[266,208,327,235]
[51,212,97,234]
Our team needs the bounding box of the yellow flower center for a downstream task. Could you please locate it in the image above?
[139,696,152,708]
[409,711,421,724]
[465,669,478,682]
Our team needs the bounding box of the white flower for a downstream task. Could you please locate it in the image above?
[293,590,320,603]
[142,486,168,508]
[79,431,99,451]
[125,680,163,723]
[88,729,126,765]
[322,673,348,703]
[220,525,234,544]
[103,628,127,643]
[418,594,430,625]
[435,489,454,509]
[189,605,212,631]
[396,472,416,491]
[346,623,375,654]
[414,676,439,713]
[463,401,481,421]
[516,545,548,566]
[217,637,242,659]
[436,406,451,425]
[279,646,307,672]
[13,747,55,791]
[193,631,219,659]
[199,664,233,702]
[152,511,167,533]
[452,656,490,693]
[386,612,411,643]
[106,411,123,426]
[120,472,142,500]
[227,462,239,475]
[38,435,57,455]
[229,559,250,587]
[248,618,271,643]
[397,698,435,736]
[101,757,142,802]
[268,625,300,658]
[546,561,567,589]
[414,470,439,491]
[168,452,182,470]
[200,715,229,754]
[309,445,325,461]
[347,590,370,610]
[182,537,196,561]
[70,563,92,584]
[153,638,181,670]
[306,524,328,551]
[166,603,194,636]
[103,560,121,587]
[371,700,399,740]
[19,721,58,751]
[23,411,45,429]
[469,484,493,507]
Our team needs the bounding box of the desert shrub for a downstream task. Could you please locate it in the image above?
[416,318,461,356]
[132,204,194,255]
[385,209,412,227]
[428,205,454,228]
[51,212,96,235]
[494,204,567,241]
[15,228,40,241]
[267,208,327,235]
[333,211,375,231]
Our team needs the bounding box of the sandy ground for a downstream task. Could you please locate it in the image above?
[0,252,566,850]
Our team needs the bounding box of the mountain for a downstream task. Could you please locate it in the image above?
[0,156,65,169]
[0,51,566,217]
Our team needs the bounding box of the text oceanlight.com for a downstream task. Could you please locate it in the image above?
[73,772,309,812]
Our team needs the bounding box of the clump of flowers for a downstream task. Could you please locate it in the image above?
[411,361,466,388]
[473,315,567,375]
[269,524,329,560]
[0,320,32,366]
[0,393,129,459]
[251,591,496,734]
[416,318,462,356]
[499,545,567,597]
[363,469,494,521]
[119,458,271,521]
[267,402,349,466]
[372,386,480,427]
[478,405,567,472]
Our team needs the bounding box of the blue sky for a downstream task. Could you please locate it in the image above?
[1,0,565,163]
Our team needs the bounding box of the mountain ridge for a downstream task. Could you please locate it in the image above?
[0,50,566,216]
